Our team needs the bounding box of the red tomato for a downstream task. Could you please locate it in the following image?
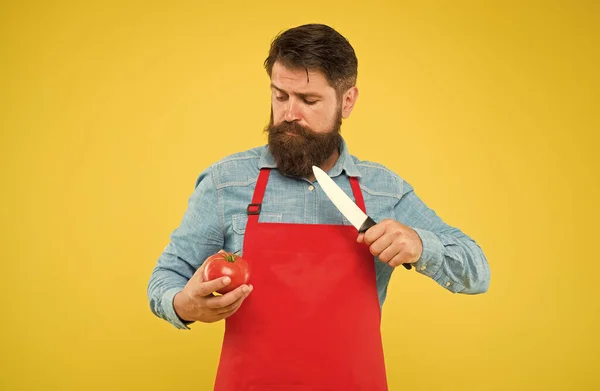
[202,252,250,294]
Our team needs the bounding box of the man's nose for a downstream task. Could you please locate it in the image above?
[284,99,301,122]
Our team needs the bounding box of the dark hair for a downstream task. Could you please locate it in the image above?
[264,24,358,97]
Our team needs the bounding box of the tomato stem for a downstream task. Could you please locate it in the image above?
[222,252,239,263]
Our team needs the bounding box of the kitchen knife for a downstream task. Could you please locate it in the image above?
[312,166,412,270]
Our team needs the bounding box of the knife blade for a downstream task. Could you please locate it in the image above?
[312,166,412,270]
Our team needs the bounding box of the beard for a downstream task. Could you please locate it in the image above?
[265,110,343,178]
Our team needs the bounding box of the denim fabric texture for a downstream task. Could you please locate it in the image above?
[148,138,490,329]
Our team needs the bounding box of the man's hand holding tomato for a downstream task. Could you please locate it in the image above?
[357,219,424,268]
[174,251,253,324]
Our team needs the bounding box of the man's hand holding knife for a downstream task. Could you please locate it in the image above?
[357,219,423,268]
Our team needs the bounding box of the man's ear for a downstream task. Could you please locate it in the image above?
[341,86,359,119]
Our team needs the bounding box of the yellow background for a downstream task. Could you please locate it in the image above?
[1,1,599,390]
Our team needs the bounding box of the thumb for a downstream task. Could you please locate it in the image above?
[357,233,365,243]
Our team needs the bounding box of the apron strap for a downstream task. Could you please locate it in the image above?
[247,168,271,224]
[349,176,366,213]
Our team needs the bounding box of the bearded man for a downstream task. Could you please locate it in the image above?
[148,23,490,391]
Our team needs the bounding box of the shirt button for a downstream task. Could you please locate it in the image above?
[420,266,426,271]
[308,185,315,191]
[445,282,451,287]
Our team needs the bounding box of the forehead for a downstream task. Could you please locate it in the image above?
[270,61,334,93]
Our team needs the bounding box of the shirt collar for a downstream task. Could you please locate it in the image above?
[258,137,361,178]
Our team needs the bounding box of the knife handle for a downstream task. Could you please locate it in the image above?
[359,217,412,270]
[358,216,377,234]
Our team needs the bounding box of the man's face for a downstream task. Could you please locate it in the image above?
[266,62,343,178]
[269,61,341,133]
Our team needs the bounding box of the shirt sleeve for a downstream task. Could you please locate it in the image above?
[393,181,490,294]
[147,167,224,330]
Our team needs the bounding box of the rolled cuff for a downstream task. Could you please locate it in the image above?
[412,228,465,293]
[161,287,193,330]
[412,228,444,278]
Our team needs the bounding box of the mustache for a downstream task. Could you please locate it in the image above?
[268,120,317,139]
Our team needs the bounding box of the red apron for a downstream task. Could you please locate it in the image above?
[214,168,388,391]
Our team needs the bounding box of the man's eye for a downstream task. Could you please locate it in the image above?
[276,95,288,102]
[304,100,318,105]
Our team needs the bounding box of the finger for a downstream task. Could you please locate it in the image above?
[390,242,421,266]
[368,233,394,257]
[215,294,247,315]
[377,241,403,263]
[357,233,364,243]
[388,250,411,268]
[363,220,391,245]
[195,276,232,297]
[218,306,242,319]
[206,284,252,309]
[208,285,251,310]
[216,285,253,317]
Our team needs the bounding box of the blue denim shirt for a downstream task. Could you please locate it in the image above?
[148,138,490,330]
